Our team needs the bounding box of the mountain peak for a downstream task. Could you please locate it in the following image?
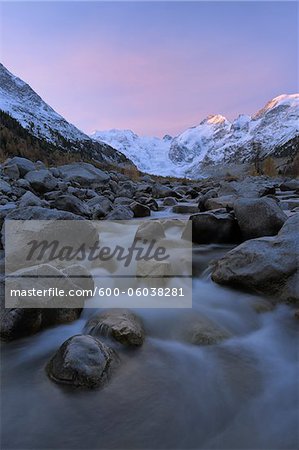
[253,93,299,119]
[200,114,229,126]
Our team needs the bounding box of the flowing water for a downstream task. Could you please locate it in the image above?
[1,243,298,449]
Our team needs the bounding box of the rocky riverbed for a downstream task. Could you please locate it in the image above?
[0,156,298,449]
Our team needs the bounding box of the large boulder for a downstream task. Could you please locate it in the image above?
[114,196,134,206]
[0,203,16,225]
[87,195,112,215]
[163,197,177,206]
[58,162,110,187]
[279,179,299,192]
[218,177,276,198]
[135,221,165,241]
[130,201,151,218]
[46,334,117,388]
[211,214,299,303]
[4,205,87,221]
[233,197,287,240]
[205,195,236,211]
[50,194,91,217]
[0,180,12,195]
[179,313,232,346]
[2,163,20,180]
[1,264,94,341]
[86,309,145,346]
[106,205,134,220]
[152,184,181,199]
[0,279,42,341]
[2,207,99,269]
[138,196,159,211]
[4,157,35,176]
[25,169,58,193]
[19,191,45,208]
[197,189,218,211]
[172,204,199,214]
[185,211,241,244]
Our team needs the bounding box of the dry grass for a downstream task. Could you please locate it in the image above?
[262,157,278,177]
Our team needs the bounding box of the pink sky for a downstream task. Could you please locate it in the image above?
[1,1,297,137]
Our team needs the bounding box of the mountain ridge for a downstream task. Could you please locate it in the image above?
[0,63,132,167]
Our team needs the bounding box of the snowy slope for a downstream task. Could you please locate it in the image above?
[0,63,131,165]
[90,129,187,177]
[0,63,89,145]
[169,94,299,173]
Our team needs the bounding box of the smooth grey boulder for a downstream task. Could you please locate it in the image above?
[185,211,241,244]
[138,196,159,211]
[197,189,218,211]
[211,214,299,303]
[2,163,20,180]
[130,201,151,217]
[46,334,117,388]
[0,180,12,195]
[163,197,177,206]
[87,195,112,214]
[25,169,58,193]
[106,205,134,220]
[0,203,16,223]
[4,205,85,221]
[218,177,276,198]
[19,191,45,208]
[5,264,90,309]
[58,162,110,186]
[172,204,199,214]
[50,194,91,217]
[15,179,30,189]
[135,221,165,241]
[234,197,287,240]
[4,157,35,176]
[185,187,199,199]
[152,184,180,199]
[114,196,134,206]
[279,179,299,192]
[86,309,145,346]
[1,262,95,341]
[179,312,232,346]
[0,279,42,341]
[205,195,236,211]
[2,206,99,265]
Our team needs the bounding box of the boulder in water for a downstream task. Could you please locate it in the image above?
[130,201,151,217]
[233,197,287,240]
[211,214,299,303]
[46,334,117,388]
[184,211,241,244]
[106,205,134,220]
[86,309,145,346]
[135,221,165,241]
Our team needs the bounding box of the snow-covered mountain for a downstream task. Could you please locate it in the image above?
[0,63,130,165]
[169,94,299,176]
[1,61,297,177]
[91,94,298,178]
[90,129,187,177]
